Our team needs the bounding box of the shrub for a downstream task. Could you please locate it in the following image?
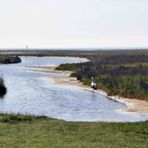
[0,76,7,97]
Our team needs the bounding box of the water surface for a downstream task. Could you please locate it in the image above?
[0,56,148,122]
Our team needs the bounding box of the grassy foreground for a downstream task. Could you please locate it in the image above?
[0,114,147,147]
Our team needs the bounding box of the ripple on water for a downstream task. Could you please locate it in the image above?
[0,56,148,122]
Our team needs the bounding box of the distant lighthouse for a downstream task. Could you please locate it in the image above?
[26,45,29,50]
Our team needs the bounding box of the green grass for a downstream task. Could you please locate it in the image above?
[0,55,8,62]
[0,114,147,148]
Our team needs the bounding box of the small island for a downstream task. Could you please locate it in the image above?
[0,55,21,64]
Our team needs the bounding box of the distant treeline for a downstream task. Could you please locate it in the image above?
[1,49,148,57]
[57,54,148,101]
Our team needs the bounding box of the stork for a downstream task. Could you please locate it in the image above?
[90,77,97,90]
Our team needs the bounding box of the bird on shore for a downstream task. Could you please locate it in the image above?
[90,77,97,90]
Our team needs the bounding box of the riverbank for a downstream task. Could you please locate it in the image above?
[29,64,148,114]
[0,113,147,147]
[52,68,148,114]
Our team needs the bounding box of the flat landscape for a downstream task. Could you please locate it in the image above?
[0,49,148,57]
[1,0,148,147]
[0,50,148,147]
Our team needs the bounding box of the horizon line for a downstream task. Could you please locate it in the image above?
[0,47,148,50]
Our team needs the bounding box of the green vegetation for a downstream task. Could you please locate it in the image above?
[57,53,148,101]
[1,49,148,57]
[0,114,147,147]
[0,76,6,97]
[0,113,47,122]
[0,55,9,63]
[0,55,21,64]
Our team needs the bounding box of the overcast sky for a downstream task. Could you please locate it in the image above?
[0,0,147,49]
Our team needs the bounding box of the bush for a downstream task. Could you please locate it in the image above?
[0,76,7,97]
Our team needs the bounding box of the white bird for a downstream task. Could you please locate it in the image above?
[90,77,97,90]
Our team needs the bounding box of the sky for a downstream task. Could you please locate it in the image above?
[0,0,148,49]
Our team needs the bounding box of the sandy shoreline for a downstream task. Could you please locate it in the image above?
[28,65,148,114]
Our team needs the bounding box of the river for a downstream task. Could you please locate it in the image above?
[0,56,148,122]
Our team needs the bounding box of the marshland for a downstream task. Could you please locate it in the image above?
[0,50,148,147]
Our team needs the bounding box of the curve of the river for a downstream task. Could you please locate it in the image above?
[0,56,148,122]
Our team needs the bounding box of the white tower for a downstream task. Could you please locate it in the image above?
[26,45,28,50]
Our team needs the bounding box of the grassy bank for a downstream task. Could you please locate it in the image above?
[57,54,148,101]
[0,114,147,147]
